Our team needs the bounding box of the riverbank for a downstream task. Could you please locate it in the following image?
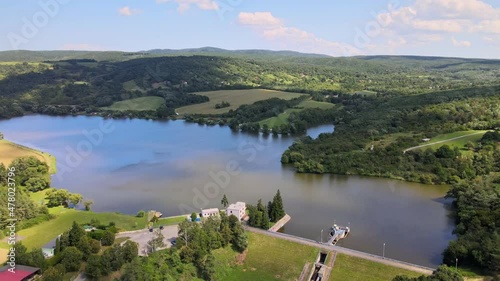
[0,139,57,174]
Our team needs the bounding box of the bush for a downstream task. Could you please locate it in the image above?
[89,239,101,254]
[136,210,145,217]
[101,231,115,246]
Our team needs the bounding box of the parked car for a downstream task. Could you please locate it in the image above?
[171,239,176,246]
[159,225,164,230]
[149,228,153,232]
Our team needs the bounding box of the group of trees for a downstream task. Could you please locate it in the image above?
[11,221,123,281]
[0,157,51,231]
[442,175,500,274]
[122,214,248,281]
[0,156,88,234]
[215,101,230,109]
[247,190,286,229]
[394,265,464,281]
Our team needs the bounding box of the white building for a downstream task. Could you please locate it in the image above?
[226,202,246,220]
[201,208,220,218]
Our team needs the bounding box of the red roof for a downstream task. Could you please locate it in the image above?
[0,269,36,281]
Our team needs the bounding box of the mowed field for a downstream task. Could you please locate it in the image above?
[260,99,335,127]
[0,139,56,174]
[406,130,489,153]
[176,89,305,115]
[102,96,165,111]
[329,254,422,281]
[213,232,318,281]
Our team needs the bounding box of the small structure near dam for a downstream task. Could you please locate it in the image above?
[325,224,350,246]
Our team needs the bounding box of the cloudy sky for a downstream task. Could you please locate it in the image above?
[1,0,499,58]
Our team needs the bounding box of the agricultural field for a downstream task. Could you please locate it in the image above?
[102,96,165,111]
[260,99,335,127]
[213,232,318,281]
[176,89,305,115]
[0,139,57,174]
[329,254,422,281]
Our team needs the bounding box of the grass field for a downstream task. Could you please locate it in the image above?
[0,139,57,174]
[0,190,148,263]
[102,96,165,111]
[176,89,305,115]
[329,254,423,281]
[415,130,488,151]
[354,90,378,96]
[213,232,318,281]
[122,80,145,92]
[259,99,335,127]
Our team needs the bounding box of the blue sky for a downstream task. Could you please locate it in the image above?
[1,0,499,58]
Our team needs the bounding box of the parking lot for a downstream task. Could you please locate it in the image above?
[116,225,178,256]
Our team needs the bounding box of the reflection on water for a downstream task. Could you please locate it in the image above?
[0,115,454,267]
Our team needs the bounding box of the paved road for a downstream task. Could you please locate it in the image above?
[403,131,487,153]
[116,225,178,256]
[245,226,434,275]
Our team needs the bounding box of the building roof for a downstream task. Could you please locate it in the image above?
[201,208,219,213]
[0,265,40,281]
[227,202,246,209]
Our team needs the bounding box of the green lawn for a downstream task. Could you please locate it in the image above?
[213,232,318,281]
[14,209,146,249]
[260,99,335,127]
[176,89,305,115]
[102,96,165,111]
[122,80,145,92]
[417,130,488,151]
[354,90,378,96]
[329,254,423,281]
[151,215,187,227]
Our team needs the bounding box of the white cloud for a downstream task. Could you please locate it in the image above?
[118,6,142,16]
[156,0,218,13]
[413,0,499,20]
[61,44,109,51]
[451,37,472,47]
[238,12,283,26]
[411,19,466,33]
[370,0,498,53]
[378,0,500,34]
[471,19,500,34]
[237,12,361,56]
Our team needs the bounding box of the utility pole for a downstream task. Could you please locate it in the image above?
[383,243,386,258]
[455,258,458,271]
[321,229,323,244]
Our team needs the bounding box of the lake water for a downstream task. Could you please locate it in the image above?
[0,115,454,267]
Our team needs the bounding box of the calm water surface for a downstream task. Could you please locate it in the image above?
[0,115,454,267]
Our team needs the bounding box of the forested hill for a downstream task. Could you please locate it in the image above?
[0,51,498,119]
[0,48,330,62]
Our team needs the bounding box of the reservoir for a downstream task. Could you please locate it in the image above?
[0,115,454,267]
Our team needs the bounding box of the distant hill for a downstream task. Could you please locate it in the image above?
[0,48,330,62]
[0,50,149,62]
[144,47,331,58]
